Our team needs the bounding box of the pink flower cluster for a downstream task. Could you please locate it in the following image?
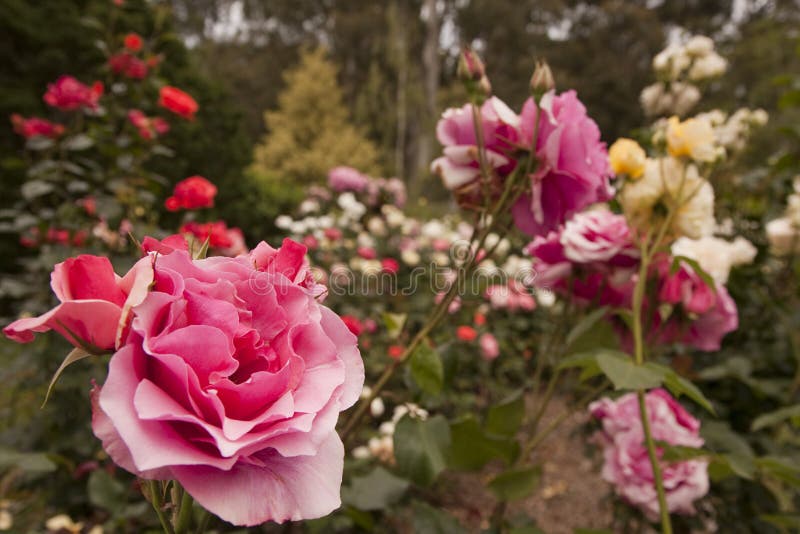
[128,109,169,140]
[484,280,537,311]
[526,209,639,307]
[44,75,104,111]
[432,91,612,235]
[11,114,65,139]
[4,238,364,526]
[589,389,709,520]
[327,166,406,208]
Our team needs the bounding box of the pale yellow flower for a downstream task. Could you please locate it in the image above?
[666,116,717,162]
[609,138,647,179]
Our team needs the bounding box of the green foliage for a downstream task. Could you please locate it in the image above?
[393,414,451,487]
[250,47,381,185]
[341,467,409,511]
[488,466,541,502]
[410,342,444,396]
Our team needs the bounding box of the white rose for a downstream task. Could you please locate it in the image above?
[685,35,715,56]
[766,217,799,256]
[275,215,293,229]
[688,52,728,81]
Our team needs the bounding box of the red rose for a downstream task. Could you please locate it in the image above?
[159,86,198,120]
[11,114,65,139]
[123,32,143,52]
[43,76,104,111]
[165,175,217,211]
[456,325,478,342]
[109,54,148,79]
[341,315,363,337]
[388,345,405,360]
[381,258,399,274]
[128,109,169,140]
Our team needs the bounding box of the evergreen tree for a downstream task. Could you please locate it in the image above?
[250,47,381,185]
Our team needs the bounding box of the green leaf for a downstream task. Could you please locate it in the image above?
[488,466,541,502]
[341,466,409,511]
[25,136,54,151]
[596,351,664,390]
[21,179,55,200]
[42,347,92,407]
[659,367,715,414]
[393,414,451,486]
[566,307,609,347]
[757,456,800,487]
[447,416,517,471]
[751,404,800,431]
[557,351,603,382]
[88,469,128,514]
[412,501,466,533]
[0,449,56,474]
[382,312,406,339]
[410,343,444,395]
[655,441,712,462]
[62,134,94,151]
[485,390,525,437]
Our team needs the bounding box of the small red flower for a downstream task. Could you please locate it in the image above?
[381,258,400,274]
[128,109,169,140]
[159,86,198,120]
[388,345,405,360]
[473,312,486,326]
[10,114,65,139]
[324,227,342,241]
[341,315,363,337]
[303,235,319,250]
[43,76,103,111]
[109,53,148,79]
[180,221,232,248]
[456,325,478,342]
[123,32,143,52]
[165,175,217,211]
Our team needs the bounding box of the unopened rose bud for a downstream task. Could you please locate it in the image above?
[457,47,485,82]
[530,60,555,100]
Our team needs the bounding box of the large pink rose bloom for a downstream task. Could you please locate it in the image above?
[4,255,152,351]
[512,90,613,236]
[91,238,364,526]
[654,259,738,351]
[589,389,709,520]
[430,96,520,190]
[328,166,370,192]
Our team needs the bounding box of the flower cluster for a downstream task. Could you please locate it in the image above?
[432,90,613,236]
[590,389,709,520]
[4,238,365,526]
[43,75,104,111]
[641,35,727,117]
[766,176,800,256]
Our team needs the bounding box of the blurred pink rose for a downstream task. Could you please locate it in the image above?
[11,114,65,139]
[589,389,709,520]
[328,166,369,192]
[512,90,613,236]
[44,75,104,111]
[430,96,520,191]
[479,333,500,361]
[485,281,536,311]
[4,255,153,351]
[91,238,364,525]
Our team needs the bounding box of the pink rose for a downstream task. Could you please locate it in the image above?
[589,389,709,520]
[10,114,65,139]
[479,333,500,361]
[654,259,738,351]
[328,166,370,192]
[560,209,638,264]
[430,96,520,191]
[43,75,104,111]
[91,239,364,525]
[512,91,613,236]
[485,281,536,311]
[4,255,153,351]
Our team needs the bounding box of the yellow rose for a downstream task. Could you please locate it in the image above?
[609,138,646,179]
[666,116,717,162]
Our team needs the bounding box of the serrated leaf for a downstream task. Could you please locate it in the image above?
[751,404,800,431]
[485,390,525,437]
[659,366,715,414]
[341,466,409,511]
[655,441,712,462]
[596,351,664,390]
[447,416,517,471]
[410,342,443,395]
[488,466,541,502]
[393,414,451,486]
[42,347,92,407]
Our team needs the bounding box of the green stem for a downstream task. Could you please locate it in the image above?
[174,484,194,534]
[147,480,175,534]
[638,390,673,533]
[195,510,212,534]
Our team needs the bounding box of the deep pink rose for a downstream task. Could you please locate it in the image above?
[4,255,153,351]
[560,210,638,264]
[526,215,637,308]
[589,389,709,520]
[11,114,65,139]
[430,96,520,190]
[653,259,738,351]
[44,75,104,111]
[328,166,370,192]
[485,280,536,311]
[512,90,613,236]
[91,239,364,525]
